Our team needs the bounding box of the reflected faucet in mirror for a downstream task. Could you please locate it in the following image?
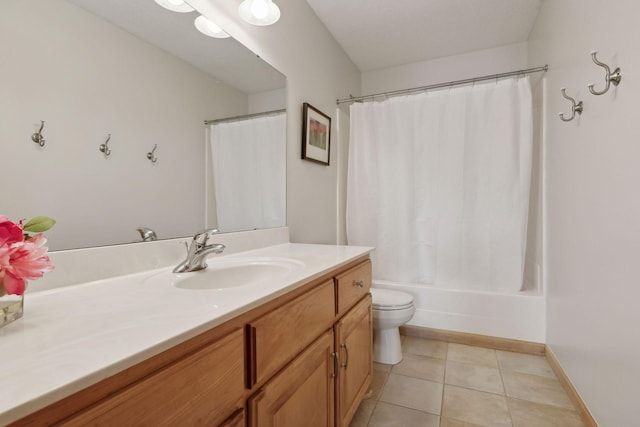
[173,228,226,273]
[137,227,157,242]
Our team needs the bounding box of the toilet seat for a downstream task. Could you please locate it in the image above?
[370,288,414,311]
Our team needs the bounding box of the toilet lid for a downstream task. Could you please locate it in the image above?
[370,288,414,310]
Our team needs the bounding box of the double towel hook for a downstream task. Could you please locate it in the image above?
[31,120,46,147]
[99,134,112,157]
[558,88,583,122]
[588,51,621,96]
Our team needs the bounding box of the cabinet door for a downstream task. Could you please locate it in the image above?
[248,330,335,427]
[335,295,372,427]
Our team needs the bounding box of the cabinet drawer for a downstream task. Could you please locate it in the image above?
[335,260,372,315]
[61,329,245,426]
[248,280,335,386]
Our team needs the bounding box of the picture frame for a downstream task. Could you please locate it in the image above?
[301,102,331,165]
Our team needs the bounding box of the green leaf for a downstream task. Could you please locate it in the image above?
[23,216,56,233]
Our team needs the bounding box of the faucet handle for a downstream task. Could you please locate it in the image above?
[193,228,220,245]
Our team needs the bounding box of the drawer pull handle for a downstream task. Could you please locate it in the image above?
[340,343,349,368]
[353,280,364,288]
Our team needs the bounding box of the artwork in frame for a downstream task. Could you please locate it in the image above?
[301,102,331,165]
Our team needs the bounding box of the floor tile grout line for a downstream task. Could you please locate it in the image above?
[498,354,516,426]
[442,382,507,397]
[403,352,446,360]
[390,371,444,383]
[376,400,442,417]
[364,399,378,426]
[440,342,448,422]
[398,353,448,362]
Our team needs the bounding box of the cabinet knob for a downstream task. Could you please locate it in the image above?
[353,280,364,288]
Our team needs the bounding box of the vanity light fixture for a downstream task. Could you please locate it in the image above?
[238,0,280,26]
[153,0,194,13]
[195,15,231,38]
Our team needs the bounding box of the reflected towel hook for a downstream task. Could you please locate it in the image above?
[587,51,621,96]
[31,120,46,147]
[147,144,158,163]
[558,88,584,122]
[99,134,112,157]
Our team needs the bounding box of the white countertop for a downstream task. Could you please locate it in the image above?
[0,243,373,425]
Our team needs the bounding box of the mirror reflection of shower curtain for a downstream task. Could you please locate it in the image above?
[209,113,286,233]
[346,78,533,293]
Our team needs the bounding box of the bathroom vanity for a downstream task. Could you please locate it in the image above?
[1,243,372,427]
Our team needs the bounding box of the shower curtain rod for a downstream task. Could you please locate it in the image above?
[336,65,548,105]
[205,108,286,125]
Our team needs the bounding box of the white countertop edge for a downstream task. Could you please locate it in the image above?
[0,243,373,424]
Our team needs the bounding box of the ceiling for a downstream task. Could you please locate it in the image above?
[67,0,285,94]
[306,0,542,72]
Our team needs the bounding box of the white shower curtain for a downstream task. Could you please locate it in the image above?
[347,78,532,293]
[209,113,286,233]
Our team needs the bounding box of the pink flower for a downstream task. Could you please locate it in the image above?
[0,233,54,296]
[0,215,24,247]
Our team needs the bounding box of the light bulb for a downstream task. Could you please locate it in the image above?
[250,0,269,20]
[206,20,223,34]
[194,15,230,38]
[238,0,280,26]
[153,0,194,13]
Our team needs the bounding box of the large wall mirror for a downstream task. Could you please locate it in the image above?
[0,0,287,251]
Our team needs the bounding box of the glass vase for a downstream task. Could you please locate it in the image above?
[0,293,24,328]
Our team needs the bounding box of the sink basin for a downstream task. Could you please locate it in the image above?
[147,257,306,290]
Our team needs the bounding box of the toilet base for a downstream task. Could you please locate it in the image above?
[373,327,403,364]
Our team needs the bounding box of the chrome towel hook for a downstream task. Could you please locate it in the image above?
[31,120,46,147]
[588,51,621,95]
[147,144,158,163]
[99,134,112,157]
[558,88,583,122]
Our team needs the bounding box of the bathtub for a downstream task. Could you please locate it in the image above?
[373,280,546,343]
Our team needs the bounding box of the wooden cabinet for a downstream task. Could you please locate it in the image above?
[60,328,245,427]
[248,330,335,427]
[13,256,372,427]
[248,260,373,427]
[335,295,373,427]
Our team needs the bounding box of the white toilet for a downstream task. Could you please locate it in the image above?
[370,288,415,365]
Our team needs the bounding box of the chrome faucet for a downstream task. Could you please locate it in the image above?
[137,227,157,242]
[173,228,225,273]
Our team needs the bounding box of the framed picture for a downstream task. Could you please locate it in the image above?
[301,102,331,165]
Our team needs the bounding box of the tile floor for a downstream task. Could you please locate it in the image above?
[350,336,585,427]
